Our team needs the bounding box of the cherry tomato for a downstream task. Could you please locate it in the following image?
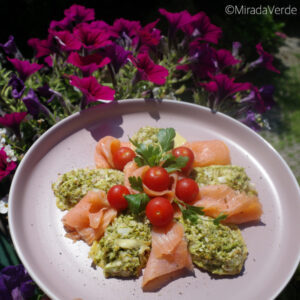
[113,147,136,170]
[172,146,194,174]
[175,178,199,203]
[107,185,130,210]
[143,167,170,192]
[146,197,174,227]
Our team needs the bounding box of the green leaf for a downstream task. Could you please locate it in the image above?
[213,213,228,225]
[163,155,189,173]
[124,193,150,214]
[131,139,162,167]
[174,199,204,224]
[128,176,144,192]
[134,156,146,167]
[157,128,176,152]
[182,209,199,224]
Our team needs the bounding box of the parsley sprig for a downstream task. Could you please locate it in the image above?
[174,198,227,225]
[124,193,150,214]
[128,176,144,192]
[130,128,188,173]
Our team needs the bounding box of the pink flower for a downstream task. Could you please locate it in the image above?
[131,52,169,85]
[0,112,27,137]
[158,8,191,38]
[0,112,27,130]
[67,52,110,76]
[69,76,115,106]
[0,148,17,181]
[250,43,280,73]
[181,12,222,44]
[49,17,73,32]
[64,4,95,23]
[7,58,43,81]
[27,36,54,58]
[73,23,112,50]
[51,30,82,51]
[200,74,251,104]
[137,19,161,52]
[215,49,240,71]
[111,18,141,40]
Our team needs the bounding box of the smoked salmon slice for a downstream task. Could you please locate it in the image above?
[193,184,262,224]
[184,140,231,167]
[95,136,135,169]
[95,136,121,169]
[62,190,117,245]
[142,222,193,291]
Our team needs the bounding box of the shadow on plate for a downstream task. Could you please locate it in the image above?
[85,115,124,142]
[144,98,163,121]
[238,220,266,230]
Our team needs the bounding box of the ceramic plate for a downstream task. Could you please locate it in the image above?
[9,99,300,300]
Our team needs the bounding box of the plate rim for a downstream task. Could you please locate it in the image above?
[8,99,300,299]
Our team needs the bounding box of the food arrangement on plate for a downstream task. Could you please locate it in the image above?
[52,126,263,291]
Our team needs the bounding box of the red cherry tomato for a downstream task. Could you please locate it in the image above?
[146,197,174,227]
[107,185,130,210]
[175,178,199,203]
[143,167,170,192]
[113,147,136,170]
[172,146,194,173]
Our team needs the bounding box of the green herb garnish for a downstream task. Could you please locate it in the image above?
[124,193,150,214]
[175,199,205,224]
[162,155,189,173]
[130,128,188,172]
[213,213,228,225]
[128,176,144,192]
[157,128,176,152]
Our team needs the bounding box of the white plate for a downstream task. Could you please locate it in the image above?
[9,99,300,300]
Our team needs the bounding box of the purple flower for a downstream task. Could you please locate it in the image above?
[69,75,115,107]
[49,17,73,32]
[27,36,54,58]
[0,36,21,58]
[64,4,95,24]
[67,52,110,76]
[200,74,251,106]
[90,20,111,31]
[240,111,261,131]
[250,43,280,73]
[232,41,242,58]
[137,19,161,53]
[0,112,27,137]
[8,74,25,99]
[131,52,169,85]
[158,8,191,39]
[0,148,17,181]
[22,89,50,117]
[104,43,131,73]
[240,85,275,113]
[36,83,62,103]
[181,12,222,44]
[51,30,82,51]
[7,58,43,81]
[177,43,217,79]
[215,49,240,71]
[73,23,112,51]
[110,18,141,47]
[0,265,35,299]
[44,56,53,67]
